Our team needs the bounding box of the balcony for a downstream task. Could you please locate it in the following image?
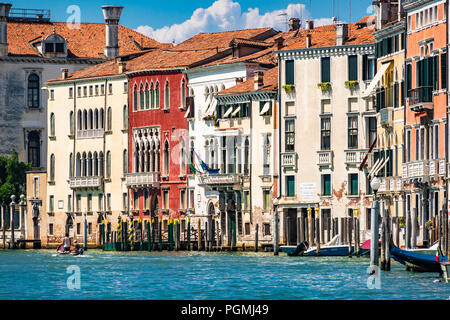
[408,86,433,112]
[439,158,446,176]
[77,129,104,139]
[317,150,333,167]
[198,174,242,186]
[125,172,160,188]
[379,107,393,128]
[402,160,428,180]
[378,177,403,193]
[345,150,366,165]
[69,176,103,189]
[281,152,297,171]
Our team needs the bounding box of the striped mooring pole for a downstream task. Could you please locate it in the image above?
[146,219,151,252]
[130,215,134,251]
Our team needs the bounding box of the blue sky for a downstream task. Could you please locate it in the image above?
[9,0,374,43]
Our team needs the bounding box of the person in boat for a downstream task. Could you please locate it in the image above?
[73,240,82,255]
[62,233,71,252]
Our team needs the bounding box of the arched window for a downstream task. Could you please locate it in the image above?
[140,84,145,110]
[83,110,87,130]
[155,82,160,108]
[88,109,93,130]
[82,152,87,176]
[145,84,150,109]
[69,153,73,177]
[208,203,215,216]
[28,131,40,168]
[107,107,112,131]
[164,81,170,109]
[180,139,186,176]
[69,111,74,135]
[49,113,55,136]
[106,151,111,178]
[123,105,128,129]
[77,110,82,131]
[150,84,155,109]
[99,152,104,176]
[134,146,139,173]
[94,109,99,129]
[100,109,104,129]
[88,152,93,176]
[181,79,186,109]
[244,137,250,175]
[123,149,128,174]
[163,140,169,176]
[76,153,81,177]
[93,152,98,176]
[50,154,55,181]
[133,84,138,111]
[28,73,40,108]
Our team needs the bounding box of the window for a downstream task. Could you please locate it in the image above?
[155,83,160,108]
[348,55,358,81]
[285,60,294,85]
[263,134,270,175]
[322,174,331,196]
[88,223,92,234]
[133,85,138,111]
[49,223,54,235]
[259,101,272,116]
[349,173,358,196]
[180,190,186,209]
[415,128,420,160]
[69,87,73,98]
[181,79,186,109]
[163,140,169,176]
[362,55,375,81]
[123,105,128,129]
[50,89,54,100]
[140,85,144,110]
[106,107,112,131]
[89,86,93,96]
[263,190,271,211]
[77,87,81,97]
[263,223,271,236]
[106,151,111,178]
[286,176,295,197]
[124,82,128,93]
[49,195,54,212]
[87,194,92,212]
[434,124,439,159]
[348,117,358,149]
[49,154,55,181]
[406,130,411,162]
[441,53,447,89]
[245,222,251,235]
[101,84,105,95]
[123,149,128,174]
[244,191,250,210]
[98,193,103,211]
[144,190,149,210]
[95,85,99,96]
[108,83,113,95]
[123,193,128,210]
[368,117,377,146]
[163,190,169,209]
[76,223,81,235]
[69,111,74,135]
[321,118,331,150]
[285,120,295,152]
[321,57,330,83]
[50,113,55,136]
[145,85,150,109]
[164,82,170,109]
[28,74,40,108]
[107,193,111,211]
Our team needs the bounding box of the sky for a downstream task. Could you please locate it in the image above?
[9,0,375,44]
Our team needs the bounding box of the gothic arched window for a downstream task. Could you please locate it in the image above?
[28,73,40,108]
[28,131,40,168]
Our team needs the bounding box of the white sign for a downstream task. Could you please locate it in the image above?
[300,183,316,202]
[58,200,64,209]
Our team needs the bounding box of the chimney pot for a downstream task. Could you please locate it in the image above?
[61,68,69,80]
[102,5,124,59]
[118,61,126,74]
[305,20,314,30]
[274,36,284,50]
[306,34,311,48]
[0,3,12,57]
[289,18,300,31]
[254,70,264,91]
[336,23,348,46]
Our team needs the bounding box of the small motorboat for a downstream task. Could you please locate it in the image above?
[56,244,83,256]
[390,244,448,273]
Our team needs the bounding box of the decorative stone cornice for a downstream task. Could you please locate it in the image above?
[373,20,406,41]
[276,44,375,60]
[216,90,276,105]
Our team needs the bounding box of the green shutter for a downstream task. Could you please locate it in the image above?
[133,91,138,111]
[321,57,330,83]
[285,60,294,85]
[442,53,447,89]
[394,83,399,108]
[350,174,358,195]
[323,175,331,196]
[287,176,295,197]
[348,55,358,81]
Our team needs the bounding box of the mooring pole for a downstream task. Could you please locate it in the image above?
[2,206,6,249]
[412,208,417,249]
[316,217,320,256]
[385,216,391,271]
[10,195,16,249]
[197,218,201,251]
[146,220,151,251]
[255,224,259,253]
[370,178,380,269]
[187,218,191,251]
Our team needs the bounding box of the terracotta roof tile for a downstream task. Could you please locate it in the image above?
[218,66,278,95]
[7,21,169,58]
[173,27,277,51]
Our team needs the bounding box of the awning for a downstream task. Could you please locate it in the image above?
[231,106,241,116]
[206,98,218,116]
[361,61,392,98]
[203,95,212,113]
[259,102,271,115]
[223,106,233,118]
[184,107,191,118]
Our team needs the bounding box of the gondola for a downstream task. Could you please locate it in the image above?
[390,244,448,273]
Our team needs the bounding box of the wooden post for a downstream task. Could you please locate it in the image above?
[232,218,236,249]
[315,218,320,256]
[146,220,151,251]
[197,218,201,251]
[211,216,215,250]
[385,216,391,271]
[348,217,353,257]
[158,220,162,251]
[307,208,312,246]
[320,212,324,245]
[187,218,191,251]
[380,212,386,270]
[406,209,411,249]
[139,219,143,250]
[356,217,360,256]
[151,218,155,251]
[412,208,417,249]
[204,221,208,251]
[255,224,259,252]
[340,217,345,244]
[353,217,358,256]
[285,216,291,246]
[2,206,5,249]
[331,217,335,238]
[311,212,316,246]
[327,216,331,243]
[395,217,400,247]
[296,217,301,244]
[10,195,16,249]
[300,212,305,243]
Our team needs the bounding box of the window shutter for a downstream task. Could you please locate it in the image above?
[348,55,358,81]
[441,53,447,89]
[285,60,294,85]
[321,57,330,83]
[362,55,368,81]
[394,82,399,108]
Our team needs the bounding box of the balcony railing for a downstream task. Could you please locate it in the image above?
[379,177,403,193]
[402,160,428,180]
[408,86,433,112]
[70,176,103,189]
[77,129,104,139]
[281,152,297,170]
[345,150,366,165]
[125,172,160,188]
[317,150,332,166]
[439,158,446,176]
[198,174,242,186]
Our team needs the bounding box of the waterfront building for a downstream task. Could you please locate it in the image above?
[403,0,448,247]
[215,67,279,247]
[276,18,376,246]
[364,0,407,245]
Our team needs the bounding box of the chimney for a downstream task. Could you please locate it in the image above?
[254,71,264,91]
[118,61,126,74]
[274,36,284,50]
[336,23,348,46]
[0,3,12,57]
[102,5,124,59]
[236,77,244,84]
[305,20,314,30]
[306,34,311,48]
[289,18,300,31]
[61,68,69,80]
[373,0,392,30]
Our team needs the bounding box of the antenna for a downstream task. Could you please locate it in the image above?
[308,0,311,21]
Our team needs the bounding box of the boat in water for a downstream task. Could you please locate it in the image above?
[56,244,83,256]
[440,262,450,283]
[390,244,448,273]
[280,235,370,257]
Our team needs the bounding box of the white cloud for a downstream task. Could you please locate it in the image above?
[136,0,336,44]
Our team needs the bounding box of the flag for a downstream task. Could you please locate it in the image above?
[183,149,196,175]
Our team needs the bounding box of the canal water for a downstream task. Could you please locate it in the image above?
[0,250,448,300]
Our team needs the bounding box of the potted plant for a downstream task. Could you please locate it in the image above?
[282,84,295,93]
[398,217,406,229]
[317,82,332,91]
[345,80,359,89]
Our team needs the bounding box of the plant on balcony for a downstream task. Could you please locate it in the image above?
[425,220,433,230]
[398,217,405,228]
[317,82,331,91]
[282,84,295,93]
[344,80,359,89]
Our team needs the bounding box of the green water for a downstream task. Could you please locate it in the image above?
[0,250,448,300]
